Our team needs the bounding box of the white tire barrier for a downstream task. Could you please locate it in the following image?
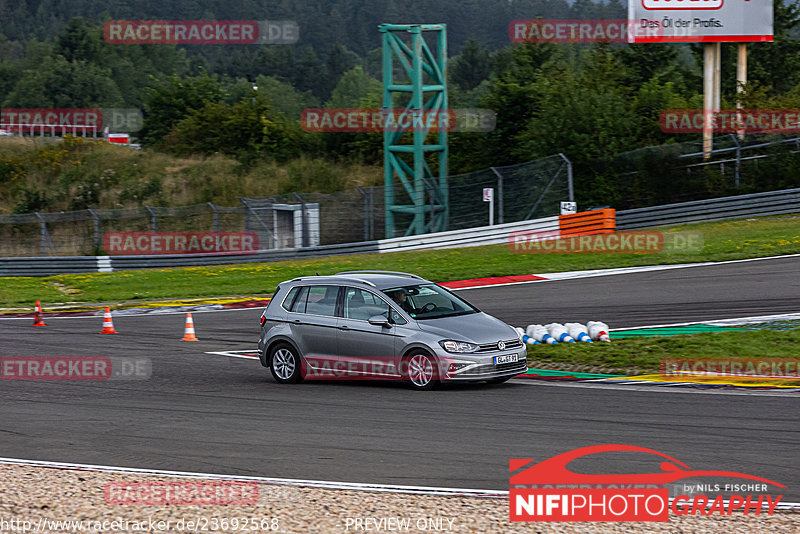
[519,322,611,347]
[546,323,576,343]
[565,322,593,343]
[587,321,611,342]
[515,327,540,345]
[527,324,558,344]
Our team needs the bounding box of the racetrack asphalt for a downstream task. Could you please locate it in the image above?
[1,256,798,497]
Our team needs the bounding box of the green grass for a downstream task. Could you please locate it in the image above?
[0,214,799,308]
[526,329,800,379]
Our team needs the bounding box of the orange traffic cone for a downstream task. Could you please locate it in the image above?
[181,313,199,342]
[32,300,46,327]
[100,306,118,334]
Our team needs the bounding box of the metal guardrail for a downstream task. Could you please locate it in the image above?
[616,187,800,229]
[0,216,561,276]
[3,187,800,276]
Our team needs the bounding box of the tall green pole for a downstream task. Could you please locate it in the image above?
[379,23,448,238]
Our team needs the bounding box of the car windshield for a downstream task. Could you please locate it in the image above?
[382,284,479,320]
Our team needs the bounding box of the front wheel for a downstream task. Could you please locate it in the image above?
[269,343,302,384]
[403,352,438,390]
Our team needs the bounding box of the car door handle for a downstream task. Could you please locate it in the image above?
[338,325,350,330]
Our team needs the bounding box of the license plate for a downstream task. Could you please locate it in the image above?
[494,354,519,365]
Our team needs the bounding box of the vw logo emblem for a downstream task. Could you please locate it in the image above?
[497,341,506,351]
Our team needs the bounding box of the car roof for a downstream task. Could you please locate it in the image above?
[287,271,432,290]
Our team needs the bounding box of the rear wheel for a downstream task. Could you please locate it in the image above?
[269,343,302,384]
[403,352,438,390]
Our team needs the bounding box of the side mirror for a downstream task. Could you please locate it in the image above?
[368,315,391,328]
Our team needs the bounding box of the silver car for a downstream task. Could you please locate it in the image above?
[257,271,528,390]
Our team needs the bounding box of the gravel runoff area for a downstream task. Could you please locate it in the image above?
[0,464,797,534]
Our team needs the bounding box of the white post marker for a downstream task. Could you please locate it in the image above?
[560,201,577,215]
[483,187,494,226]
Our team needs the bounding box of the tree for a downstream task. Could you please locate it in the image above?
[327,66,381,108]
[55,17,100,63]
[163,95,303,164]
[138,73,224,146]
[4,55,122,107]
[450,36,493,91]
[322,44,360,98]
[255,75,319,120]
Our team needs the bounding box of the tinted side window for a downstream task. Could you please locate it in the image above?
[281,286,300,312]
[303,285,339,317]
[287,286,309,313]
[343,287,390,321]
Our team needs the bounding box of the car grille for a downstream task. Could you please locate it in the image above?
[458,359,528,378]
[476,338,523,353]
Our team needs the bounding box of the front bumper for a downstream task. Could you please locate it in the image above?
[442,349,528,381]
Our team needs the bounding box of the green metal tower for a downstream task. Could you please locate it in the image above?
[379,23,448,238]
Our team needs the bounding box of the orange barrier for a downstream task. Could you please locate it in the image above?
[181,313,199,342]
[32,300,46,327]
[558,209,616,237]
[100,306,118,334]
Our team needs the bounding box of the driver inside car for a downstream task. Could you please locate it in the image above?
[390,289,414,314]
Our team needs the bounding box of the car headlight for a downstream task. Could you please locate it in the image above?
[439,340,479,353]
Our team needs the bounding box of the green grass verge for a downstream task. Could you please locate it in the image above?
[1,214,799,307]
[527,329,800,382]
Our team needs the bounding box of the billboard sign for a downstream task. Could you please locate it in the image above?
[628,0,773,43]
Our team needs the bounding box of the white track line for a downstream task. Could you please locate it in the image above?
[0,457,797,509]
[514,379,800,396]
[0,457,506,498]
[452,253,800,291]
[205,350,260,360]
[613,313,800,331]
[0,306,261,320]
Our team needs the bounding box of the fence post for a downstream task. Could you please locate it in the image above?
[490,167,504,224]
[356,186,369,241]
[35,212,47,256]
[369,186,375,240]
[239,197,250,231]
[145,206,157,232]
[558,153,574,202]
[293,192,309,248]
[88,209,100,254]
[730,133,742,187]
[208,202,219,232]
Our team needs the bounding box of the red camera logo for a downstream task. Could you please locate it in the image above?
[642,0,724,10]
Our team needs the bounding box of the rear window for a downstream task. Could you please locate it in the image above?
[281,286,301,312]
[283,285,339,316]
